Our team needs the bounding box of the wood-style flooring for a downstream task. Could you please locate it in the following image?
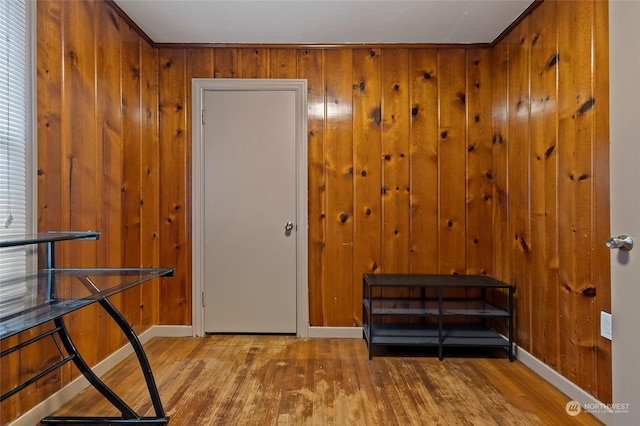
[50,335,602,425]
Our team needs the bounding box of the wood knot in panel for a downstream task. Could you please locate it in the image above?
[576,98,596,116]
[108,10,120,30]
[542,53,559,74]
[492,134,505,145]
[531,33,540,46]
[371,107,382,125]
[544,145,555,159]
[569,173,590,181]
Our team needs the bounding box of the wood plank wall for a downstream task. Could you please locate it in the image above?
[156,43,497,328]
[1,0,161,422]
[491,0,611,402]
[0,0,611,423]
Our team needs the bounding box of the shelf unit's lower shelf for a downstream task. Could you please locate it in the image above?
[363,323,440,346]
[363,323,510,348]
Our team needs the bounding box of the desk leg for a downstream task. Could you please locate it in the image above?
[40,300,169,425]
[98,297,166,418]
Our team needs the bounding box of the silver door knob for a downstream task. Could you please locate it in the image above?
[606,235,633,251]
[285,222,294,231]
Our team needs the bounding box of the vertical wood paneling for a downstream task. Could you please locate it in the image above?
[37,0,63,238]
[592,0,612,403]
[62,0,99,376]
[381,49,410,275]
[214,48,238,78]
[529,0,559,370]
[140,40,160,327]
[465,49,493,276]
[0,336,19,420]
[238,48,270,78]
[270,49,298,79]
[506,22,532,349]
[297,49,326,326]
[31,0,67,414]
[352,48,382,324]
[492,0,611,402]
[323,49,354,326]
[10,1,162,423]
[437,49,467,276]
[95,1,125,354]
[122,24,144,333]
[557,0,597,395]
[408,50,439,275]
[491,43,509,284]
[122,24,142,266]
[158,48,190,325]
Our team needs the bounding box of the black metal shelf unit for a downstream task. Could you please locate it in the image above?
[362,274,515,361]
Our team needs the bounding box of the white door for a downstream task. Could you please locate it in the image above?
[610,1,640,424]
[202,89,297,333]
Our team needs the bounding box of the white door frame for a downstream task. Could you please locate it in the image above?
[191,79,309,338]
[610,1,640,423]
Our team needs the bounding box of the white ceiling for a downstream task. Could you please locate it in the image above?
[114,0,535,45]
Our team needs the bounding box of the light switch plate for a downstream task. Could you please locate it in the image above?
[601,311,612,340]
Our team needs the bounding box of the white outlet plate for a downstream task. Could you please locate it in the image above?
[601,311,612,340]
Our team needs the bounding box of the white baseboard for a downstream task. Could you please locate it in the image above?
[145,325,193,338]
[307,326,363,339]
[516,346,612,425]
[7,325,193,426]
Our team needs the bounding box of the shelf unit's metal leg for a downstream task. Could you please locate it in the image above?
[366,276,373,360]
[438,287,443,361]
[508,287,515,362]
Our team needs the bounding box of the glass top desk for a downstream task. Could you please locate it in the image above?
[0,232,174,425]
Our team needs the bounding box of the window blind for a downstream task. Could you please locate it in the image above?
[0,0,31,318]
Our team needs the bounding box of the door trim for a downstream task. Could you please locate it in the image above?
[191,79,309,338]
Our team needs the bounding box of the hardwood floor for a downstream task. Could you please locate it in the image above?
[51,336,602,425]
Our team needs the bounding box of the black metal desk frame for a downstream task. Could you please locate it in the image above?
[362,274,515,362]
[0,232,174,425]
